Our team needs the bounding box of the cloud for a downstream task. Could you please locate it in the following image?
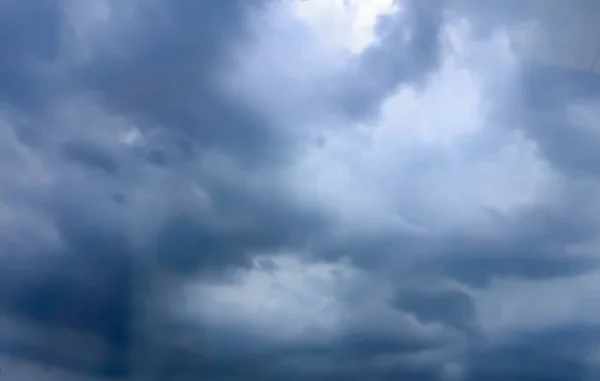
[1,0,600,380]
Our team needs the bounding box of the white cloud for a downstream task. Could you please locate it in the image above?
[175,0,564,350]
[286,20,555,231]
[474,269,600,335]
[178,255,358,342]
[291,0,399,53]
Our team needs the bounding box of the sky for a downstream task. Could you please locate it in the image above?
[1,0,600,380]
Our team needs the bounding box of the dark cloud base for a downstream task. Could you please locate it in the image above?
[1,0,600,380]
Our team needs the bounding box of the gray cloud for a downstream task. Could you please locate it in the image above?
[1,0,600,380]
[464,324,600,380]
[334,0,447,119]
[516,65,600,177]
[0,0,62,112]
[392,288,477,334]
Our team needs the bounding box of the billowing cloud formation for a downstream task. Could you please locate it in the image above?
[1,0,600,380]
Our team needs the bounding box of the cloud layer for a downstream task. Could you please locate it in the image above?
[1,0,600,380]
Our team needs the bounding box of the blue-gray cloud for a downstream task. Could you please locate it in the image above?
[1,0,600,380]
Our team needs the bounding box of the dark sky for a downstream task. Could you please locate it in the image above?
[1,0,600,380]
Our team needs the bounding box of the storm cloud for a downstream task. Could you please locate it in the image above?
[1,0,600,380]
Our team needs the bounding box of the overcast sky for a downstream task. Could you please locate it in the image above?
[1,0,600,380]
